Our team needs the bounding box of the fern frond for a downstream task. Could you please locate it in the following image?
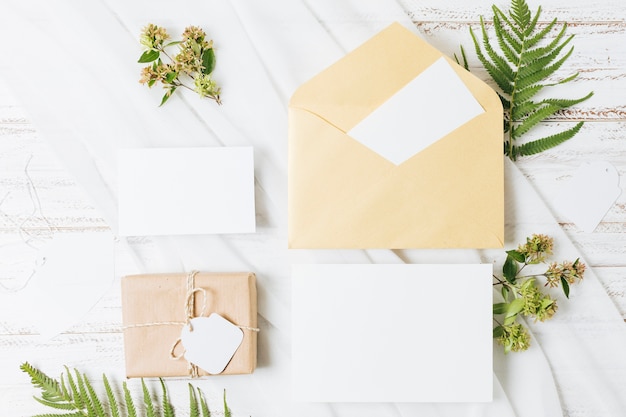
[516,46,574,90]
[510,0,531,28]
[32,397,76,410]
[84,374,106,417]
[522,23,569,65]
[160,378,175,417]
[513,103,563,139]
[480,17,515,82]
[453,45,469,70]
[493,12,520,62]
[464,0,592,158]
[511,121,584,159]
[470,27,513,94]
[21,363,65,403]
[526,17,557,49]
[74,370,96,416]
[518,34,573,79]
[189,384,199,417]
[64,368,83,409]
[514,84,544,104]
[522,5,541,36]
[142,379,156,417]
[103,375,120,417]
[198,388,211,417]
[223,390,231,417]
[123,382,137,417]
[32,413,84,417]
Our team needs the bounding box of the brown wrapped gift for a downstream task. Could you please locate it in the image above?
[121,272,257,378]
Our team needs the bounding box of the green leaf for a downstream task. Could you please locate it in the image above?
[159,86,177,107]
[123,382,137,417]
[512,121,584,158]
[503,314,517,326]
[142,379,155,417]
[164,40,182,48]
[164,72,177,83]
[501,285,510,302]
[561,277,570,298]
[103,374,120,417]
[74,370,95,416]
[223,390,231,417]
[503,255,519,284]
[138,49,160,63]
[506,298,525,318]
[64,367,82,409]
[506,250,525,263]
[189,384,199,417]
[513,103,563,139]
[198,388,211,417]
[201,48,216,74]
[493,302,508,315]
[83,374,106,417]
[161,378,175,417]
[493,325,504,338]
[32,397,75,410]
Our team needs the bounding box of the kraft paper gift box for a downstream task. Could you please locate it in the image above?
[121,272,257,378]
[288,22,504,249]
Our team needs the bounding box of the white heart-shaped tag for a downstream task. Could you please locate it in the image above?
[180,314,244,374]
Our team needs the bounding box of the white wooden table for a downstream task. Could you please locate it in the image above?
[1,1,625,416]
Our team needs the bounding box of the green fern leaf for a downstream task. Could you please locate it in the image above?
[518,35,573,79]
[493,12,520,61]
[462,0,592,159]
[189,384,199,417]
[513,103,563,139]
[21,362,65,403]
[32,413,84,417]
[514,83,544,104]
[223,390,231,417]
[84,374,106,417]
[522,4,541,36]
[198,388,211,417]
[480,17,516,82]
[511,121,584,159]
[510,0,531,28]
[160,378,175,417]
[64,368,83,409]
[103,374,120,417]
[32,397,76,410]
[74,370,96,416]
[525,17,557,49]
[123,382,137,417]
[470,27,513,94]
[512,100,541,120]
[142,379,156,417]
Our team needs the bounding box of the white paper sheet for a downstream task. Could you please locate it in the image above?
[348,57,485,165]
[28,232,114,340]
[292,263,493,403]
[118,147,256,236]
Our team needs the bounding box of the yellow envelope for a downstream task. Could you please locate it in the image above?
[288,22,504,249]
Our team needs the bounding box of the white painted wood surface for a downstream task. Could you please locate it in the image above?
[1,1,625,415]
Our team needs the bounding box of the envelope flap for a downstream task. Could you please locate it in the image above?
[290,23,452,131]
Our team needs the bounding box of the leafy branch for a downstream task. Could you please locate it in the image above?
[138,24,221,106]
[21,362,232,417]
[456,0,593,160]
[492,234,585,353]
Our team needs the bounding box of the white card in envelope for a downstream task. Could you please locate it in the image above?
[292,264,493,403]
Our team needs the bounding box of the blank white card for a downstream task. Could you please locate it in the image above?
[292,264,493,403]
[118,147,255,236]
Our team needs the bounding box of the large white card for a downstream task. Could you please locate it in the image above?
[348,57,485,165]
[118,147,255,236]
[292,264,492,403]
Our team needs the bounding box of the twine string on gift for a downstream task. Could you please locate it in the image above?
[122,270,259,377]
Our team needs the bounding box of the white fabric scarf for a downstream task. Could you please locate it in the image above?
[1,0,625,416]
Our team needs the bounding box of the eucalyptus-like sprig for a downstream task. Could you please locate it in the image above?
[138,24,221,106]
[493,234,585,353]
[456,0,593,160]
[21,362,232,417]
